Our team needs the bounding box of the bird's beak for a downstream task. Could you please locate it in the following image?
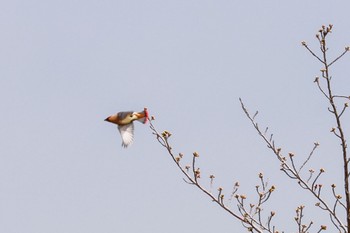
[104,117,110,122]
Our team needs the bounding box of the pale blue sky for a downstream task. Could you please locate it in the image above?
[1,1,350,232]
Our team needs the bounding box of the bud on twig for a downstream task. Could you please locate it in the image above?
[161,130,171,138]
[220,194,224,201]
[195,168,201,178]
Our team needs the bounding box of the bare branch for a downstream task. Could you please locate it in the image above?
[329,48,349,67]
[299,142,320,173]
[301,42,325,64]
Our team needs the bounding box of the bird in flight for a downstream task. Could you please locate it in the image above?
[105,108,149,148]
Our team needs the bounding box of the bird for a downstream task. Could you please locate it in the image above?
[104,108,149,148]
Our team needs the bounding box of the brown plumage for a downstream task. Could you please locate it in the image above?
[105,108,148,148]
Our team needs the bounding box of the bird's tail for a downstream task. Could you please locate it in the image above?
[135,108,149,124]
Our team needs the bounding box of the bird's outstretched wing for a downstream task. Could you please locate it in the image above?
[118,123,135,148]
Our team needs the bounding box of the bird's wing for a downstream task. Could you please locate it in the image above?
[118,123,134,148]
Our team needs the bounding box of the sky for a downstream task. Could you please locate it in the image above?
[1,1,350,232]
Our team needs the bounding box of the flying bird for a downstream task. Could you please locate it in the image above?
[105,108,149,148]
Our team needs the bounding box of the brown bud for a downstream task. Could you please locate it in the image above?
[193,152,199,157]
[161,130,171,137]
[288,152,294,157]
[320,168,325,173]
[321,225,327,230]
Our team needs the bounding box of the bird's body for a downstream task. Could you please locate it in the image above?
[105,108,148,148]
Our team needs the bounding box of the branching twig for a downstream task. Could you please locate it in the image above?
[149,117,278,233]
[239,98,347,232]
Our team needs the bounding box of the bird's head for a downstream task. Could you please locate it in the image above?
[129,113,139,120]
[133,108,149,124]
